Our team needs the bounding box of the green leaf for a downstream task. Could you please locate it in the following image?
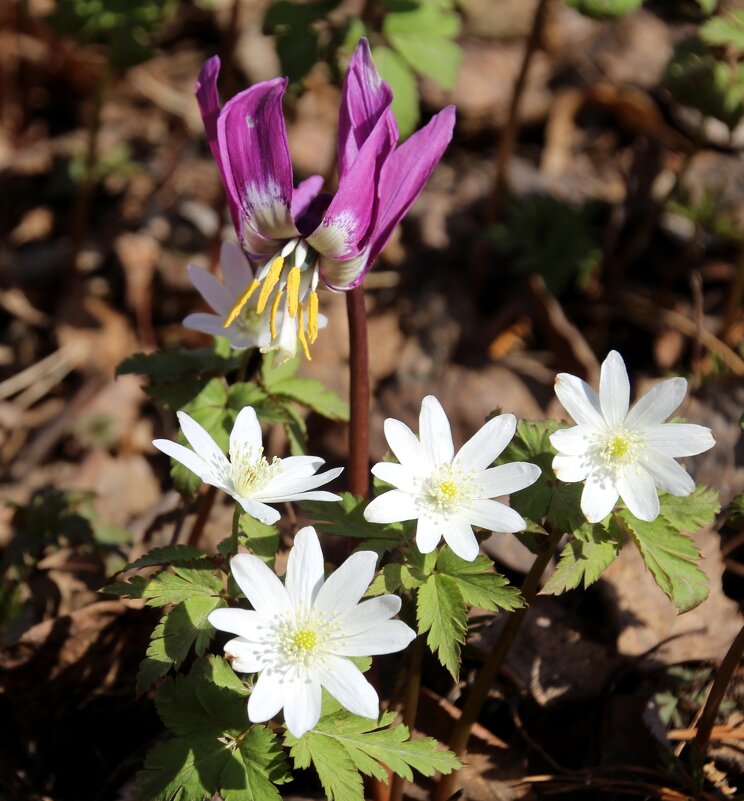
[191,655,250,696]
[435,547,523,611]
[701,11,744,50]
[239,514,280,565]
[371,45,419,138]
[124,544,206,571]
[615,510,709,613]
[417,573,466,678]
[301,493,403,553]
[102,574,149,598]
[228,382,295,425]
[142,564,223,607]
[565,0,643,19]
[542,523,622,595]
[384,5,462,90]
[137,672,289,801]
[285,708,459,801]
[261,356,348,421]
[658,485,720,532]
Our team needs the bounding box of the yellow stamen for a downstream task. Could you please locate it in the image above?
[308,290,319,343]
[223,279,259,328]
[256,257,284,314]
[286,266,301,318]
[270,288,283,340]
[298,305,311,360]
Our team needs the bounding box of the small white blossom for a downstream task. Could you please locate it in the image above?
[550,350,715,523]
[153,407,342,524]
[208,526,416,738]
[183,241,326,354]
[363,396,541,561]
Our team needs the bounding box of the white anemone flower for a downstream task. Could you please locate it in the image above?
[153,407,342,524]
[363,396,541,561]
[550,350,715,523]
[184,241,327,355]
[208,526,416,738]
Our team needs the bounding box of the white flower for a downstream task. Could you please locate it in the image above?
[550,350,715,523]
[363,396,541,561]
[153,406,342,524]
[208,526,416,738]
[183,241,327,355]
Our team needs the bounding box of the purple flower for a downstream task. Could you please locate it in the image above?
[196,38,455,359]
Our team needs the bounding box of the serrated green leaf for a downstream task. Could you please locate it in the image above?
[658,486,719,533]
[102,574,149,598]
[137,673,289,801]
[615,510,709,613]
[263,375,349,422]
[191,655,250,696]
[367,560,428,596]
[142,564,223,607]
[301,493,403,553]
[542,523,622,595]
[239,514,280,565]
[125,544,206,571]
[417,573,466,677]
[285,709,459,801]
[435,547,523,611]
[228,382,295,425]
[371,45,419,138]
[701,11,744,50]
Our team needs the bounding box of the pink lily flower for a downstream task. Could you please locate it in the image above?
[196,38,455,359]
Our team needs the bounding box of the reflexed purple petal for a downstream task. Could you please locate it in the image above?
[217,78,299,257]
[195,56,242,233]
[338,38,393,180]
[291,175,324,220]
[367,106,456,267]
[308,108,396,261]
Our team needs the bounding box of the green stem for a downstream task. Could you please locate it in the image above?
[231,504,241,556]
[435,526,563,801]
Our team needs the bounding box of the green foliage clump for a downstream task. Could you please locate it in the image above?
[566,0,643,19]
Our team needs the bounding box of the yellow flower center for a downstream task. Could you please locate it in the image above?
[291,629,318,652]
[597,429,645,470]
[229,444,283,496]
[424,465,474,511]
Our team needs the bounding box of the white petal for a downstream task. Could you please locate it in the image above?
[269,490,342,503]
[152,438,214,484]
[315,656,378,719]
[416,515,442,553]
[220,240,253,298]
[370,462,416,492]
[617,467,660,522]
[554,373,605,427]
[552,454,590,482]
[383,418,430,473]
[419,396,454,465]
[625,377,687,427]
[236,498,280,524]
[331,621,416,657]
[257,467,343,499]
[599,350,630,426]
[441,517,480,561]
[467,499,527,534]
[283,676,322,738]
[183,312,229,336]
[176,412,230,475]
[454,413,516,472]
[644,452,695,496]
[208,608,264,638]
[476,462,541,498]
[224,636,274,673]
[278,456,325,478]
[248,669,285,722]
[549,425,595,456]
[643,424,715,458]
[230,406,262,457]
[581,473,619,523]
[363,490,419,524]
[335,595,401,636]
[230,553,291,615]
[314,551,377,615]
[187,264,232,315]
[285,527,325,609]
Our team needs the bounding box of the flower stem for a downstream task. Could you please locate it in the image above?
[692,622,744,756]
[231,504,241,556]
[435,526,563,801]
[346,286,370,499]
[390,636,425,801]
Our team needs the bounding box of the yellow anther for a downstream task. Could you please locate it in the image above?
[298,305,311,361]
[256,257,284,314]
[223,279,260,328]
[308,290,319,343]
[286,266,301,318]
[270,288,284,340]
